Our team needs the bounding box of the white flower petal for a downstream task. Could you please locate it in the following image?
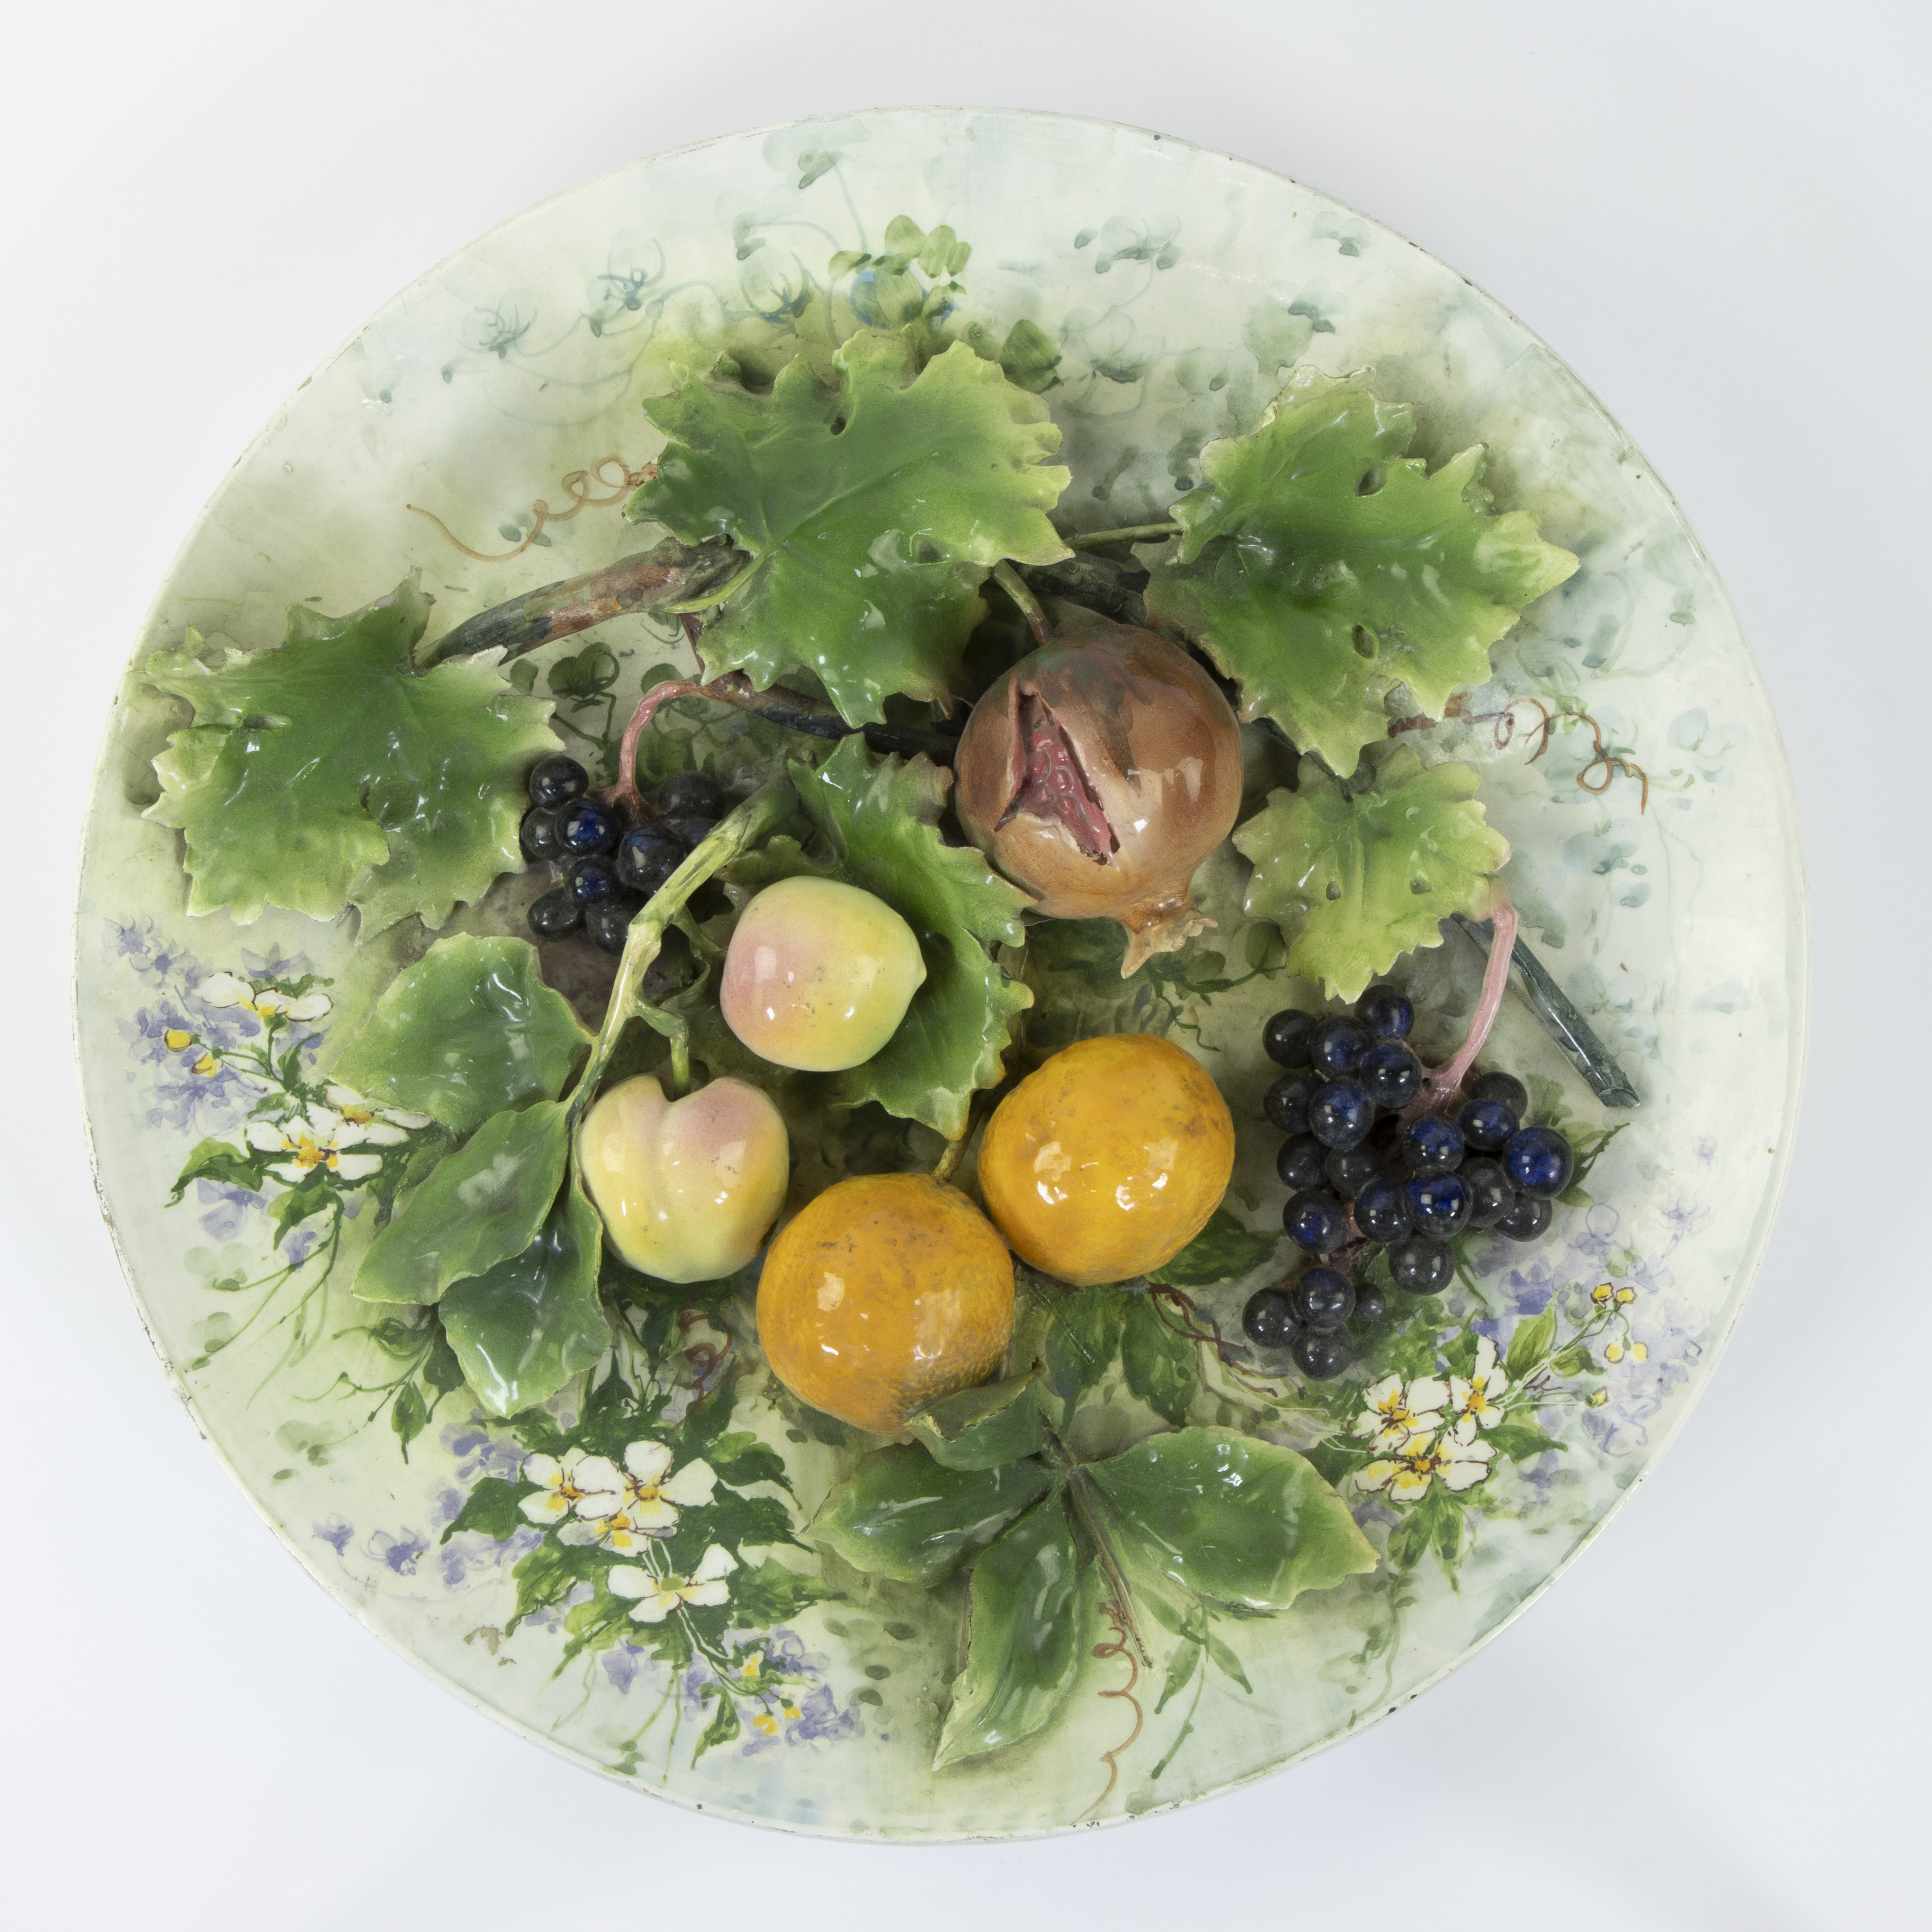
[1357,1462,1396,1494]
[1406,1376,1450,1414]
[518,1490,571,1525]
[624,1440,674,1486]
[1472,1334,1501,1384]
[197,972,253,1009]
[691,1542,739,1584]
[627,1589,678,1624]
[381,1108,433,1130]
[332,1153,383,1182]
[555,1520,600,1546]
[323,1083,368,1110]
[305,1107,346,1141]
[1386,1465,1434,1502]
[284,993,333,1020]
[1440,1458,1493,1492]
[247,1120,290,1152]
[681,1579,732,1610]
[629,1497,679,1533]
[572,1456,625,1500]
[252,990,292,1016]
[660,1458,718,1508]
[269,1161,312,1186]
[1363,1374,1404,1412]
[606,1564,654,1600]
[521,1453,563,1487]
[359,1122,409,1146]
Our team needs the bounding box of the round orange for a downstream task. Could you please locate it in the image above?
[978,1033,1234,1287]
[757,1175,1015,1437]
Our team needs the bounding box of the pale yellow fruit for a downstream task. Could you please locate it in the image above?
[578,1074,789,1284]
[721,875,927,1072]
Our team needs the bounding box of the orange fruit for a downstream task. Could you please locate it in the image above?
[978,1033,1234,1287]
[758,1175,1015,1437]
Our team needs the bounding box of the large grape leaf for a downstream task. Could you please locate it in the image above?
[625,329,1071,725]
[329,935,590,1135]
[1146,368,1577,776]
[145,581,557,934]
[734,737,1033,1139]
[1233,747,1509,1001]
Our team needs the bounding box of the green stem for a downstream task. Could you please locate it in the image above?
[1064,522,1183,550]
[992,558,1051,648]
[1042,1421,1150,1668]
[566,774,796,1130]
[660,555,762,616]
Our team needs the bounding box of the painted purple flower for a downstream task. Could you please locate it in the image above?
[315,1517,353,1556]
[368,1528,429,1575]
[441,1424,526,1486]
[196,1179,262,1242]
[602,1642,654,1694]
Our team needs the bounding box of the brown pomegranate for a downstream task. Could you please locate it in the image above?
[953,606,1243,975]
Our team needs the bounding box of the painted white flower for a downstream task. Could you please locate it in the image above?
[198,970,332,1023]
[323,1082,432,1142]
[245,1107,382,1184]
[1352,1372,1449,1453]
[1448,1335,1510,1436]
[518,1449,628,1526]
[608,1543,738,1623]
[1359,1428,1496,1503]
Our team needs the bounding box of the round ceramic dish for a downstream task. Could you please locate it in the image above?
[76,108,1804,1840]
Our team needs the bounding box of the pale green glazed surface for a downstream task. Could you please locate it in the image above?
[76,108,1805,1839]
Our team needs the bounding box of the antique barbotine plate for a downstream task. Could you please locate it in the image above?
[76,109,1804,1839]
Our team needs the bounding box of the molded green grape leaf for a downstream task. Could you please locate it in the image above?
[1234,748,1510,1001]
[626,329,1070,725]
[1042,1281,1127,1411]
[1147,1207,1281,1288]
[809,1445,1057,1589]
[933,1492,1084,1768]
[1146,368,1578,775]
[906,1370,1047,1471]
[1088,1427,1377,1613]
[329,935,590,1135]
[354,1102,570,1306]
[438,1175,608,1414]
[144,581,558,934]
[1120,1294,1200,1428]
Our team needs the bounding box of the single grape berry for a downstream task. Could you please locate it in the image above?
[1325,1146,1382,1199]
[1471,1070,1531,1117]
[1388,1236,1454,1295]
[615,826,683,895]
[520,805,562,863]
[1401,1114,1466,1175]
[1242,1286,1299,1351]
[567,856,623,905]
[1264,1073,1320,1137]
[1308,1016,1373,1077]
[1282,1189,1349,1254]
[1358,1039,1424,1111]
[557,798,619,858]
[1357,985,1414,1040]
[1505,1127,1575,1199]
[1292,1328,1352,1379]
[655,770,725,821]
[527,755,590,809]
[1351,1280,1388,1325]
[1458,1097,1519,1155]
[1309,1079,1375,1151]
[1277,1135,1330,1191]
[1461,1156,1517,1229]
[665,815,719,852]
[1352,1175,1413,1244]
[1497,1193,1555,1242]
[527,885,582,941]
[1289,1267,1355,1329]
[1406,1171,1474,1241]
[1262,1009,1316,1069]
[586,895,644,955]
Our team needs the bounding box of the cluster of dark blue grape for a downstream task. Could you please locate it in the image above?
[1241,988,1576,1380]
[519,758,725,956]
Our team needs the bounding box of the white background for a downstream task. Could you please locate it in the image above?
[5,4,1925,1926]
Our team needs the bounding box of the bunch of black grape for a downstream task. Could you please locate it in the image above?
[1241,987,1576,1381]
[519,757,725,955]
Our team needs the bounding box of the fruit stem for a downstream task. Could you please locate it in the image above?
[992,559,1052,649]
[1063,522,1185,550]
[660,553,763,616]
[417,540,746,666]
[1408,884,1519,1119]
[566,774,797,1129]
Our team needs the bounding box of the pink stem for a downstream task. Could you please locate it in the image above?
[1407,885,1518,1119]
[605,672,759,819]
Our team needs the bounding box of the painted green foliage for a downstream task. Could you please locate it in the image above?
[329,935,591,1135]
[627,328,1071,724]
[1235,748,1510,1000]
[734,737,1033,1139]
[144,580,558,934]
[1146,368,1578,775]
